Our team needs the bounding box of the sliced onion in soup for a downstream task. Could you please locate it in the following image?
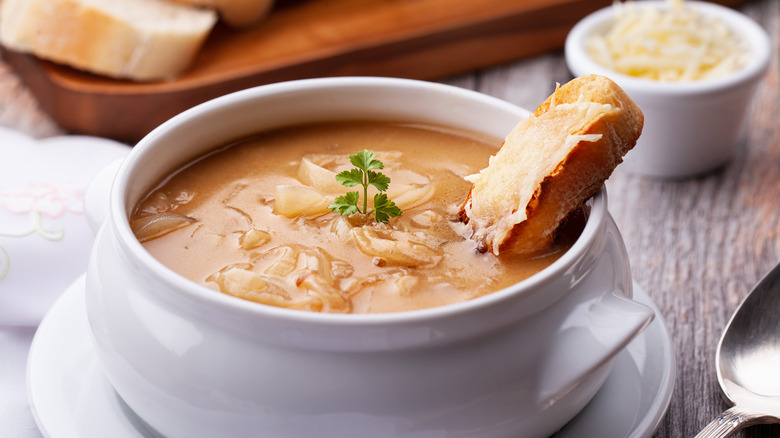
[131,213,196,243]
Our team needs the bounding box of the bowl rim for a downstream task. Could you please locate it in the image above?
[564,0,772,96]
[108,76,609,327]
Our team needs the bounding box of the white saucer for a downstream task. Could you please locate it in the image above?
[28,275,675,438]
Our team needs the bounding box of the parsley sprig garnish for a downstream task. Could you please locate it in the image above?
[328,149,402,224]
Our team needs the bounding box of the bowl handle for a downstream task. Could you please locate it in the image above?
[83,158,126,234]
[536,289,655,405]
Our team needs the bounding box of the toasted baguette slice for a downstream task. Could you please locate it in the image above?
[166,0,274,28]
[459,75,643,255]
[0,0,217,81]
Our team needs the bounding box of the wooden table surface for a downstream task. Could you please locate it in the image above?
[1,0,778,437]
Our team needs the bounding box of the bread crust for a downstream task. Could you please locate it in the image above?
[459,74,643,255]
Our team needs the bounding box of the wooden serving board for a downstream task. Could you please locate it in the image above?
[2,0,748,142]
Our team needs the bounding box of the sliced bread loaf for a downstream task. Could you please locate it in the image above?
[0,0,218,81]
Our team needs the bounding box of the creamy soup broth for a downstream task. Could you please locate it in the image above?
[131,121,577,314]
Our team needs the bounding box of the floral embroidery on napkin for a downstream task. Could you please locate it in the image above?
[0,183,83,280]
[0,182,83,217]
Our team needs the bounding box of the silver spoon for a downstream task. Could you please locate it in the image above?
[695,263,780,437]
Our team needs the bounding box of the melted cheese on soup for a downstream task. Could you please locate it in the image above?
[131,121,579,314]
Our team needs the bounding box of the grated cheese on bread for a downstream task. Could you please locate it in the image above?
[459,75,643,255]
[0,0,218,81]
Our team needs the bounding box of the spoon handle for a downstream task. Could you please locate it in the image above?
[694,406,780,438]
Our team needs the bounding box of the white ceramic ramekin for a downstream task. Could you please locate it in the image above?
[565,1,771,179]
[84,77,654,438]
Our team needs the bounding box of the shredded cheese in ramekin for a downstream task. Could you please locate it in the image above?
[586,0,751,82]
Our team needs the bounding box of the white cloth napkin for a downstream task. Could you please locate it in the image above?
[1,326,42,437]
[0,126,130,436]
[0,127,130,325]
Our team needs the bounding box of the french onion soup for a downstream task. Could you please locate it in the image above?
[130,121,579,314]
[131,75,643,315]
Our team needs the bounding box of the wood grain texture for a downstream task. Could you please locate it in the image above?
[608,1,780,436]
[449,4,778,438]
[440,1,778,436]
[0,0,749,143]
[0,0,777,437]
[2,0,616,142]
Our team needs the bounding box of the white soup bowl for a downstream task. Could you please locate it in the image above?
[565,1,771,178]
[84,77,654,438]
